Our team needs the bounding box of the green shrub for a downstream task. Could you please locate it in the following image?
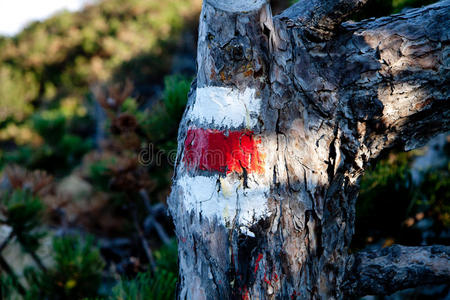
[0,66,39,123]
[88,159,114,191]
[1,189,45,253]
[354,152,415,248]
[154,239,178,274]
[0,146,34,171]
[354,143,450,248]
[111,270,177,300]
[142,75,190,144]
[32,111,67,145]
[109,239,178,300]
[24,235,105,300]
[162,75,191,121]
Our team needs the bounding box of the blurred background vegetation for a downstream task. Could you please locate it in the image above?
[0,0,447,299]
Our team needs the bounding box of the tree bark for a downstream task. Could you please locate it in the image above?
[342,245,450,297]
[168,0,450,299]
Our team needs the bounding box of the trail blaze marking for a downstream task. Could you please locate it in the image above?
[177,86,268,233]
[188,86,261,129]
[184,128,264,174]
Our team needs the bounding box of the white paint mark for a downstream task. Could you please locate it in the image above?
[178,174,269,235]
[207,0,267,13]
[187,86,261,129]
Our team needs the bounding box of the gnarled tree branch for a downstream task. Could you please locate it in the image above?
[342,0,450,160]
[274,0,450,169]
[279,0,369,39]
[343,245,450,297]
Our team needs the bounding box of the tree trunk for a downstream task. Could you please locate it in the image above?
[168,0,450,299]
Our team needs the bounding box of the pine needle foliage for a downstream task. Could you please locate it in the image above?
[24,235,105,300]
[111,269,177,300]
[1,189,45,252]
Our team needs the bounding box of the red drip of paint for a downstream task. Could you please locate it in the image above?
[273,272,279,282]
[184,128,264,174]
[254,253,264,274]
[242,286,250,300]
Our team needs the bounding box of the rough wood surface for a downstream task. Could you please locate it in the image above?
[168,0,450,299]
[343,245,450,297]
[280,0,369,39]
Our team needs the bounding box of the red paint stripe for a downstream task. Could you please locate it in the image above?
[184,128,264,174]
[254,253,264,274]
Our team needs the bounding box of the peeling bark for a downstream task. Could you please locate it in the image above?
[168,0,450,299]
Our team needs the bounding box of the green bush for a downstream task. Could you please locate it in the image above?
[354,152,415,248]
[153,239,178,274]
[24,235,105,300]
[32,111,67,145]
[1,189,45,253]
[355,144,450,248]
[3,109,93,173]
[111,270,177,300]
[162,75,191,121]
[0,191,105,300]
[0,66,39,123]
[88,159,115,191]
[107,239,178,300]
[142,75,190,145]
